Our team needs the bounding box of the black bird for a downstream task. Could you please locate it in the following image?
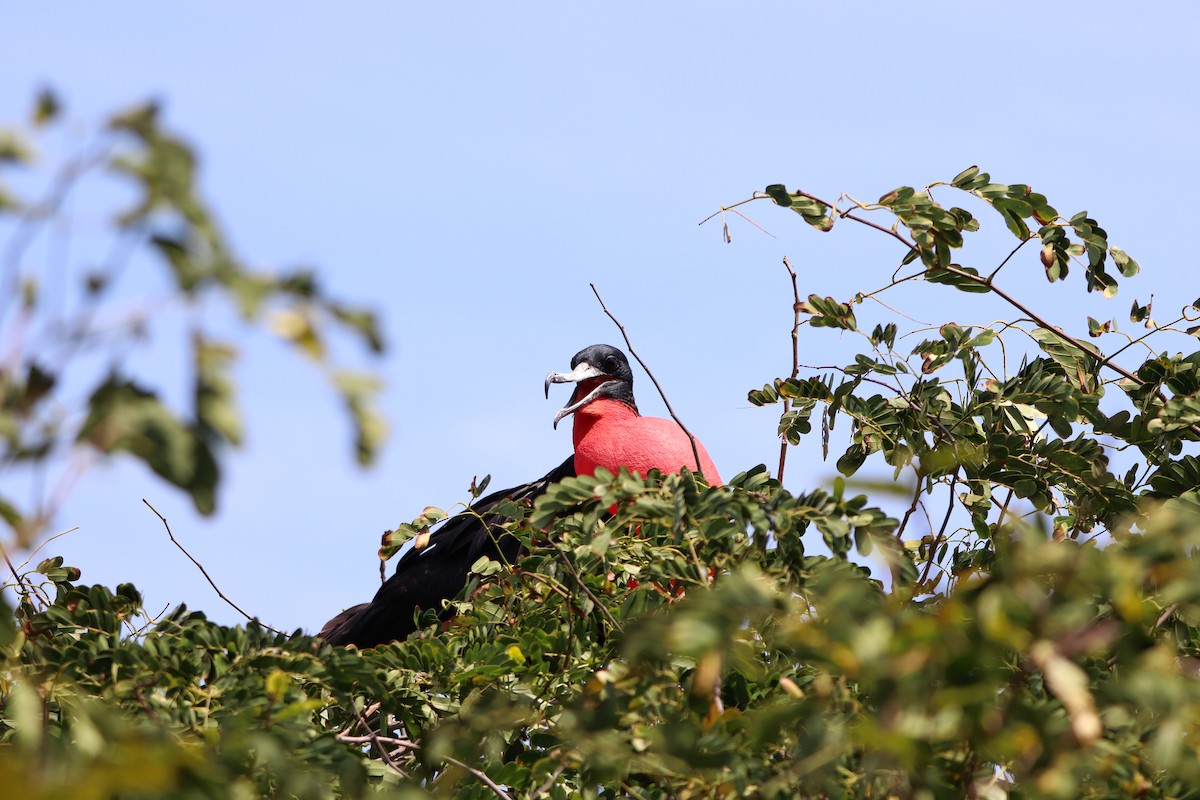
[319,456,573,647]
[320,344,720,647]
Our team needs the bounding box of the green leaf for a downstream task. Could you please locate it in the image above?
[925,264,991,294]
[837,444,868,476]
[78,376,199,494]
[950,165,980,188]
[797,294,856,330]
[1110,246,1140,278]
[1130,299,1150,323]
[470,555,502,577]
[0,495,22,530]
[0,129,35,164]
[332,371,388,466]
[265,668,291,702]
[763,184,832,231]
[32,88,61,127]
[194,337,242,447]
[964,330,996,349]
[329,304,386,354]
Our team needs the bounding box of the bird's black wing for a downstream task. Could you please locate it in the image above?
[319,455,575,648]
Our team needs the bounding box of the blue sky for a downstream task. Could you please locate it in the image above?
[2,3,1197,631]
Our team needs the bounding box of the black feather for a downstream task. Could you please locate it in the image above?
[319,455,575,647]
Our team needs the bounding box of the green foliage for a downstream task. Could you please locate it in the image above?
[6,112,1200,799]
[6,470,1200,798]
[0,90,387,547]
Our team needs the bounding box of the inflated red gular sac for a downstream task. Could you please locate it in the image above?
[546,344,723,597]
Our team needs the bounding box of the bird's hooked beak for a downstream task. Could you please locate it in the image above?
[545,361,614,429]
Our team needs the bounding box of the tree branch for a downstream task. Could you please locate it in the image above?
[589,284,705,476]
[987,239,1033,283]
[443,756,514,800]
[0,540,34,600]
[740,186,1160,399]
[916,474,959,594]
[778,256,802,484]
[143,499,287,636]
[894,473,925,542]
[525,764,566,799]
[547,538,621,631]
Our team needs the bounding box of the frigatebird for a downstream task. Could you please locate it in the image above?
[319,344,720,647]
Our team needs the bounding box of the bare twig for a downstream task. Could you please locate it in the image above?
[142,499,287,636]
[526,764,567,799]
[727,207,776,238]
[986,239,1033,283]
[778,256,802,483]
[0,540,34,600]
[697,195,762,228]
[856,270,926,305]
[335,733,417,750]
[1154,603,1178,630]
[353,702,412,775]
[1,148,108,326]
[443,756,514,800]
[1096,312,1186,372]
[916,474,959,594]
[894,474,925,542]
[588,284,704,475]
[859,289,930,326]
[548,539,621,631]
[833,193,917,250]
[13,525,81,573]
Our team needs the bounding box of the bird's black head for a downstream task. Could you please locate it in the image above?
[545,344,638,428]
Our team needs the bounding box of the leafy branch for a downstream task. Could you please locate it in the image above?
[0,91,389,550]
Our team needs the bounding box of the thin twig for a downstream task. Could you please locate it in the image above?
[0,540,34,599]
[778,256,802,483]
[1,148,108,327]
[941,264,1149,389]
[443,756,514,800]
[335,733,416,750]
[860,291,929,326]
[142,499,287,636]
[1154,603,1178,630]
[548,539,621,631]
[357,702,411,775]
[994,488,1016,535]
[916,474,959,593]
[588,284,704,475]
[894,474,925,542]
[13,525,81,573]
[526,764,567,800]
[986,239,1032,283]
[697,195,762,227]
[1096,312,1185,372]
[514,568,575,602]
[856,270,926,304]
[832,194,917,250]
[727,207,776,238]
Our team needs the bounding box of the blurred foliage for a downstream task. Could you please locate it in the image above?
[0,90,386,548]
[4,100,1200,798]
